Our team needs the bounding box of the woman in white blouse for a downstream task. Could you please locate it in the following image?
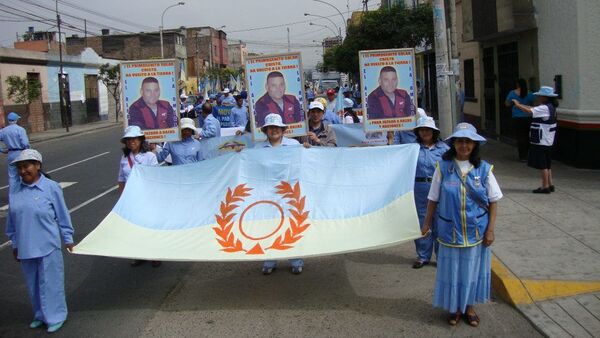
[117,126,159,267]
[421,123,502,327]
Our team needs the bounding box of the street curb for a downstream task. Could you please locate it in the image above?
[491,254,534,306]
[29,123,121,144]
[491,254,600,305]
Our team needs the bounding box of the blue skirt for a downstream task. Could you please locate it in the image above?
[433,243,491,313]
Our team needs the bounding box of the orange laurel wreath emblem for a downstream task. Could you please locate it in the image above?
[213,181,311,255]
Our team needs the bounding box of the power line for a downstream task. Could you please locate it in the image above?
[227,1,381,33]
[52,0,154,31]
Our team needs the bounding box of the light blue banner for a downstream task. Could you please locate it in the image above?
[115,145,419,230]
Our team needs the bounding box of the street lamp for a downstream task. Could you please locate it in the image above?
[160,2,185,58]
[304,13,341,37]
[309,22,338,38]
[313,0,347,33]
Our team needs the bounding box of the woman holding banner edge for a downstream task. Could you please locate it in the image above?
[421,123,502,327]
[411,116,448,269]
[118,126,160,267]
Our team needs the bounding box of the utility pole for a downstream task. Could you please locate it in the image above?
[287,27,291,52]
[84,19,87,47]
[432,0,455,137]
[56,0,68,132]
[195,31,199,93]
[449,0,461,124]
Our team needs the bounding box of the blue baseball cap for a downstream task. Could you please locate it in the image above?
[7,112,21,122]
[445,122,486,144]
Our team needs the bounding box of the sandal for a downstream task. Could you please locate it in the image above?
[447,312,461,326]
[466,313,480,327]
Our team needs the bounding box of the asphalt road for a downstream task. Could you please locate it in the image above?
[0,126,542,337]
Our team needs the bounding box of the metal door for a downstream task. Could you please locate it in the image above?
[85,74,100,122]
[497,42,519,138]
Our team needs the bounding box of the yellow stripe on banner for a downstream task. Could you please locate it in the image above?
[73,192,422,262]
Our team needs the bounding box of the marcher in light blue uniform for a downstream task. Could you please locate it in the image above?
[5,149,74,333]
[411,117,449,269]
[0,112,30,188]
[231,95,248,128]
[156,118,204,165]
[254,113,304,275]
[198,102,221,138]
[221,88,236,106]
[324,89,342,124]
[422,123,502,327]
[118,126,161,267]
[388,108,428,145]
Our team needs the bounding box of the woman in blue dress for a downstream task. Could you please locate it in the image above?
[411,117,449,269]
[421,123,503,327]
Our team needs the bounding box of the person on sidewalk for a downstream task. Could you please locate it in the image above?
[6,149,74,333]
[511,86,558,194]
[0,112,30,189]
[297,101,337,147]
[505,79,536,162]
[154,118,204,165]
[117,126,160,267]
[421,123,503,327]
[411,117,449,269]
[254,113,304,275]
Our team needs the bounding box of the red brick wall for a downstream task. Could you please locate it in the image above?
[27,98,44,133]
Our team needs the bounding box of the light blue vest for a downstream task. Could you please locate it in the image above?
[437,159,492,247]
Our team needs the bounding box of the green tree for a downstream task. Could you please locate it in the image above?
[5,75,42,120]
[323,3,434,77]
[98,63,121,122]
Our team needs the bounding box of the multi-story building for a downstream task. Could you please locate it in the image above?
[322,36,343,55]
[183,26,228,93]
[66,28,187,79]
[227,41,247,70]
[457,0,600,168]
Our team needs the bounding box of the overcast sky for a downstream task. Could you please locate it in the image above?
[0,0,382,68]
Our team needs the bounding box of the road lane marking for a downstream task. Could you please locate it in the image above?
[68,185,118,213]
[59,182,78,189]
[0,152,110,191]
[0,182,78,211]
[0,184,119,251]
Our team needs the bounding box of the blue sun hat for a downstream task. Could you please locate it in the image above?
[445,122,486,145]
[533,86,558,97]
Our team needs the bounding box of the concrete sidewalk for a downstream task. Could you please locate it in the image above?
[482,139,600,337]
[28,120,122,144]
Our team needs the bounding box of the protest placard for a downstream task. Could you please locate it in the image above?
[121,59,180,143]
[360,49,417,132]
[245,52,307,140]
[213,105,234,128]
[330,124,388,147]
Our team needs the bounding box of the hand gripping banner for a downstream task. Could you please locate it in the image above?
[73,145,421,261]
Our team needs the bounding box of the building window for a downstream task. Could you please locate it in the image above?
[464,59,476,101]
